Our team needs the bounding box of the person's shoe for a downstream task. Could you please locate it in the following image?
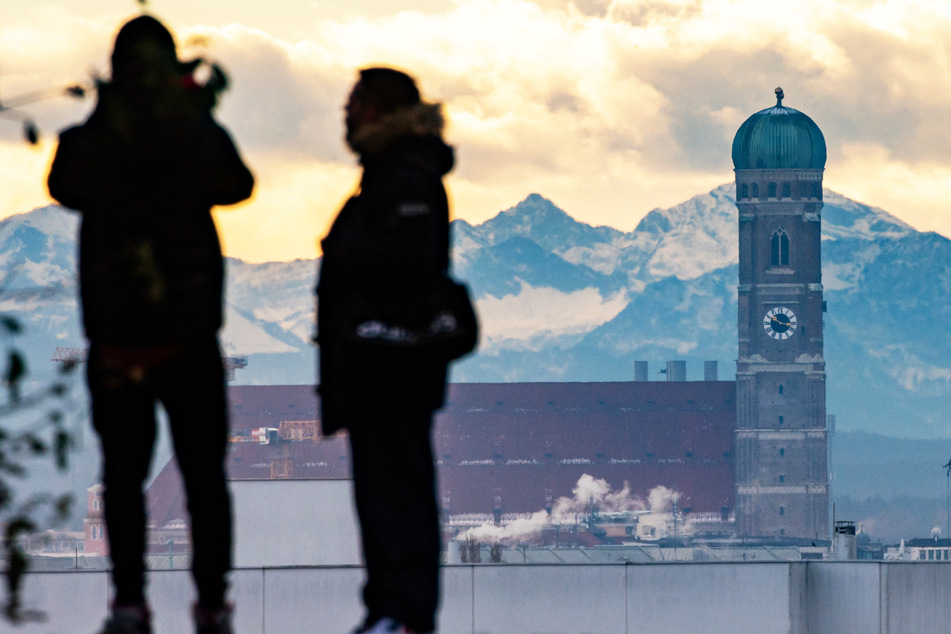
[359,617,417,633]
[98,604,152,634]
[193,602,234,634]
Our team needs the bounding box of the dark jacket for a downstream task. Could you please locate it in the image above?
[317,103,453,434]
[48,84,254,346]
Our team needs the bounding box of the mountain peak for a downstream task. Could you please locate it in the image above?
[478,194,624,252]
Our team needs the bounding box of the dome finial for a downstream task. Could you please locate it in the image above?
[775,87,784,106]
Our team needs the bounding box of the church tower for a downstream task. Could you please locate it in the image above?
[732,88,829,540]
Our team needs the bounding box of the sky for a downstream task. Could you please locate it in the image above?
[2,0,951,262]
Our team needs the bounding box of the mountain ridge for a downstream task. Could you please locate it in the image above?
[1,184,948,439]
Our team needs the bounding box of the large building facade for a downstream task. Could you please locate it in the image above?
[732,88,829,539]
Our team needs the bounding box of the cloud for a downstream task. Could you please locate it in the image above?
[476,283,628,346]
[5,0,951,261]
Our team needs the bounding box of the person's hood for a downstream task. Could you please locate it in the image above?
[350,102,453,176]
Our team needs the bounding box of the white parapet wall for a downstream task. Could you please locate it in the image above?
[231,479,362,568]
[13,561,951,633]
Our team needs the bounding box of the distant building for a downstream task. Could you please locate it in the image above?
[84,484,107,556]
[135,88,833,545]
[886,538,951,561]
[146,376,737,534]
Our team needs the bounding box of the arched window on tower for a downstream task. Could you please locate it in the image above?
[752,183,759,199]
[771,227,790,266]
[741,183,749,199]
[782,182,791,198]
[768,182,777,198]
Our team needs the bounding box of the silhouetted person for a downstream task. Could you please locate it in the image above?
[47,15,253,634]
[316,67,454,634]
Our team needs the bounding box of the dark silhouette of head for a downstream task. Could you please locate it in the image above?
[110,15,178,83]
[355,67,420,115]
[345,67,422,151]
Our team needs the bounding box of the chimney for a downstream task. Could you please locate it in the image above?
[666,360,686,382]
[704,360,718,381]
[833,520,857,560]
[634,361,648,382]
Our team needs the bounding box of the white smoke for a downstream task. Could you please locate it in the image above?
[647,485,680,514]
[459,510,552,543]
[456,474,682,544]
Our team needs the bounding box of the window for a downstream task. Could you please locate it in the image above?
[779,384,784,394]
[779,448,785,457]
[779,506,785,516]
[752,183,760,198]
[782,182,791,198]
[741,184,749,199]
[768,182,777,198]
[779,475,785,483]
[771,227,790,266]
[779,415,784,425]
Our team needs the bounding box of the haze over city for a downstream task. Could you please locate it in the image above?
[3,0,951,262]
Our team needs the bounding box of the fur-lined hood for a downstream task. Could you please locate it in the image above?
[348,101,446,157]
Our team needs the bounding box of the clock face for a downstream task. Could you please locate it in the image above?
[763,307,797,340]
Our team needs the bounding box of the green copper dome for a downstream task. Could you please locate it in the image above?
[732,88,826,170]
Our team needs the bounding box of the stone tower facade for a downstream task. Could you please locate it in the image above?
[732,88,829,540]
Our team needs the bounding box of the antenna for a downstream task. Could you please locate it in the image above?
[944,457,951,540]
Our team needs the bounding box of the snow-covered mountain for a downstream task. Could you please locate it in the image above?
[3,185,949,438]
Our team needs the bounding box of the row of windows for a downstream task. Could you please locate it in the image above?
[739,181,821,201]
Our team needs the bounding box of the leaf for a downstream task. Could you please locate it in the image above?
[4,546,27,610]
[53,495,72,523]
[21,434,45,456]
[5,517,35,541]
[54,431,71,471]
[0,317,21,335]
[23,120,38,146]
[57,361,77,375]
[0,460,26,477]
[4,351,26,403]
[0,481,11,511]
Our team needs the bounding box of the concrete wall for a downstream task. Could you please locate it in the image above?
[13,561,951,633]
[232,479,362,567]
